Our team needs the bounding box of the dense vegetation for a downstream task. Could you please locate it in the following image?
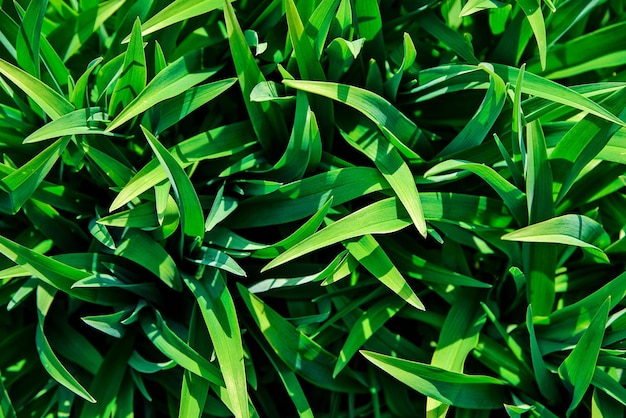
[1,0,626,416]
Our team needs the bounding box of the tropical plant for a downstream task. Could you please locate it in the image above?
[1,0,626,417]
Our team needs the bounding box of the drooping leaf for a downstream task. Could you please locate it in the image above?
[0,58,74,119]
[23,107,111,143]
[361,351,508,409]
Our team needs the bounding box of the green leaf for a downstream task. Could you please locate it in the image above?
[427,290,487,417]
[71,57,104,108]
[436,64,506,157]
[188,247,246,277]
[223,0,288,155]
[592,368,626,410]
[109,18,147,117]
[263,193,511,271]
[326,37,365,81]
[253,197,333,259]
[126,0,230,41]
[0,370,16,418]
[238,284,365,393]
[48,0,126,61]
[283,79,432,160]
[142,126,204,243]
[522,119,556,316]
[345,235,424,310]
[139,311,224,386]
[106,51,221,132]
[79,334,134,418]
[334,295,405,377]
[414,10,479,64]
[15,0,46,78]
[424,159,526,225]
[262,198,411,271]
[558,298,610,416]
[339,119,427,237]
[228,167,389,228]
[114,230,181,290]
[0,233,124,305]
[460,0,508,16]
[536,271,626,341]
[24,107,111,143]
[530,19,626,79]
[0,58,74,119]
[361,351,507,409]
[179,307,211,418]
[550,87,626,204]
[501,214,609,259]
[36,284,96,403]
[183,270,249,418]
[110,122,255,211]
[151,78,237,135]
[516,0,547,70]
[0,137,69,214]
[526,306,561,401]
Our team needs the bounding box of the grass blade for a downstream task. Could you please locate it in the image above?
[515,0,547,70]
[424,159,526,225]
[502,214,609,260]
[334,295,405,377]
[110,122,255,211]
[36,284,96,403]
[78,334,134,418]
[0,137,69,214]
[361,351,507,409]
[183,270,249,418]
[238,283,365,393]
[223,0,288,156]
[139,310,224,386]
[15,0,46,78]
[0,58,73,119]
[436,64,506,157]
[24,107,111,143]
[109,18,147,117]
[142,126,204,243]
[107,51,221,132]
[262,198,411,271]
[427,290,487,417]
[179,307,211,418]
[345,235,424,310]
[339,119,427,237]
[283,79,432,160]
[127,0,230,41]
[114,230,181,290]
[0,369,16,418]
[558,298,610,416]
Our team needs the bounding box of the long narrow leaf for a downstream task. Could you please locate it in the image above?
[183,270,248,418]
[142,126,204,242]
[361,351,507,409]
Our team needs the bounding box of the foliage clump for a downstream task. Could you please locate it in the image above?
[1,0,626,417]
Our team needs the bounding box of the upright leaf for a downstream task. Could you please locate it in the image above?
[183,270,249,418]
[142,126,204,243]
[223,0,288,156]
[558,298,610,416]
[109,18,147,116]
